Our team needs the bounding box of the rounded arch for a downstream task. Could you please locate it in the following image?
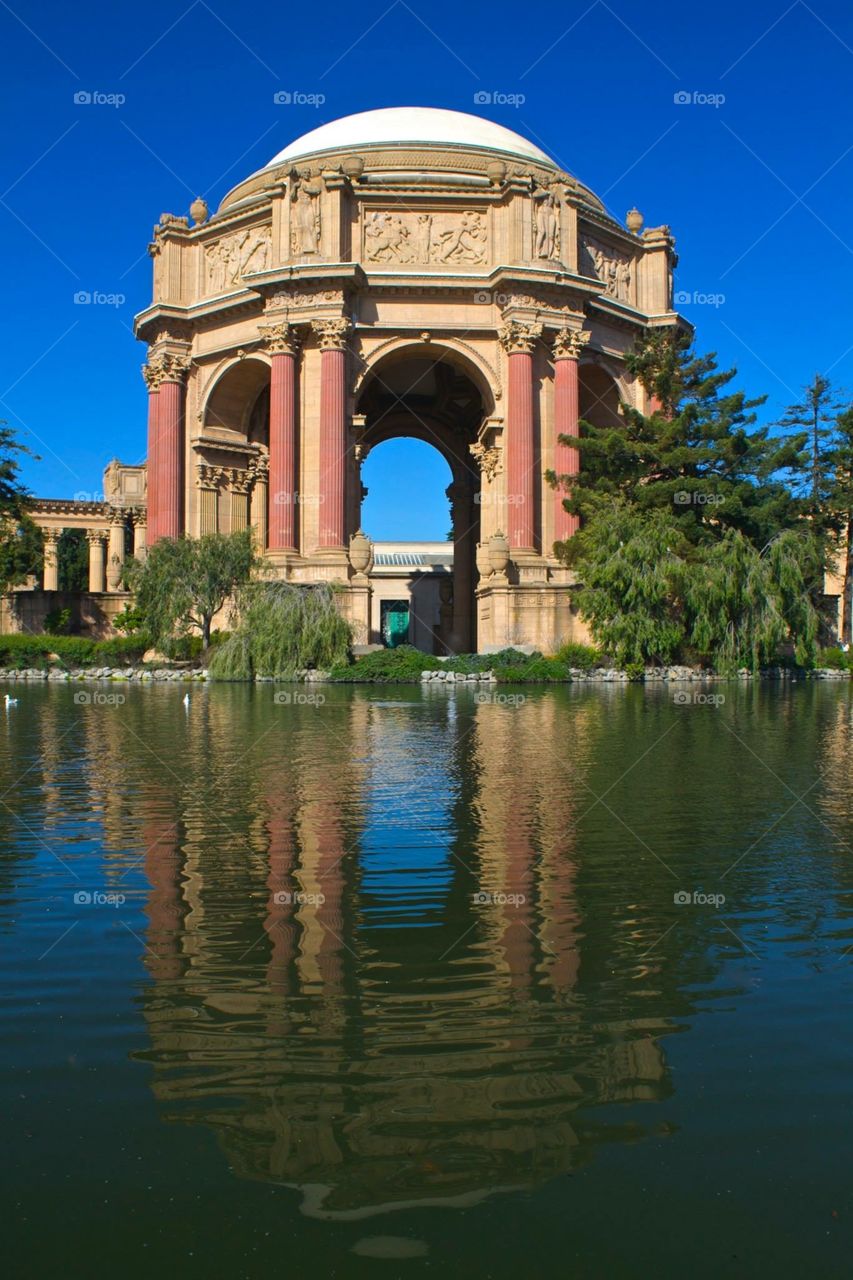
[201,355,271,437]
[355,337,498,419]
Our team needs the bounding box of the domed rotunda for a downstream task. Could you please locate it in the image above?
[133,107,680,653]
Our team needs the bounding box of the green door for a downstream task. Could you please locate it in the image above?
[381,600,410,648]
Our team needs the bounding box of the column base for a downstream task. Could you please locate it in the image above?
[476,580,591,653]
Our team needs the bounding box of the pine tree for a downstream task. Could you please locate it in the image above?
[550,329,806,554]
[776,374,846,517]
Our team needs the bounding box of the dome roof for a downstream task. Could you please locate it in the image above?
[264,107,557,170]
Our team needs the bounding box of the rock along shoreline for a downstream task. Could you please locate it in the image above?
[0,664,849,684]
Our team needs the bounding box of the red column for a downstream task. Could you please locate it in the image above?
[266,327,301,551]
[501,322,540,552]
[314,319,350,549]
[146,353,189,544]
[144,371,161,539]
[552,329,589,544]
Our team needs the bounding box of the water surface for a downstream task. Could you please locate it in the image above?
[3,680,853,1277]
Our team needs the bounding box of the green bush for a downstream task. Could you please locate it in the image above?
[625,662,645,682]
[495,656,571,683]
[329,644,441,683]
[44,607,73,636]
[0,634,51,667]
[162,634,203,662]
[555,641,602,670]
[43,635,97,666]
[112,604,146,634]
[92,634,151,665]
[818,646,852,670]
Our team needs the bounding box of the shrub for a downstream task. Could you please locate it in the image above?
[625,661,645,681]
[819,646,852,670]
[112,604,146,634]
[44,607,73,636]
[162,634,203,662]
[555,641,602,670]
[0,634,51,667]
[495,656,570,683]
[328,644,441,683]
[93,634,151,665]
[44,635,97,666]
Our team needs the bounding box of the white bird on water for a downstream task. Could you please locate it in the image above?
[4,694,18,708]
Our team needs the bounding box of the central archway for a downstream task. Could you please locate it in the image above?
[355,347,488,654]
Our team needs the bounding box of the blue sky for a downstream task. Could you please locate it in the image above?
[1,0,852,539]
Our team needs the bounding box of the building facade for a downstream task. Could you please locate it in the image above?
[134,107,680,652]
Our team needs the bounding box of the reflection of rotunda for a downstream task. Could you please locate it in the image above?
[135,106,680,653]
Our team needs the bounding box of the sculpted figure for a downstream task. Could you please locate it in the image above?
[437,211,486,263]
[293,180,319,254]
[365,211,411,261]
[534,190,558,259]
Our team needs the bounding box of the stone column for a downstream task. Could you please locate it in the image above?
[500,321,542,552]
[448,473,476,653]
[87,530,107,592]
[312,318,351,550]
[250,454,269,550]
[229,471,250,532]
[106,512,126,590]
[142,361,161,538]
[131,510,147,559]
[552,328,590,544]
[196,466,220,535]
[42,528,59,591]
[262,323,301,552]
[146,352,190,544]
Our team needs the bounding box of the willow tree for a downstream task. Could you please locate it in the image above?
[0,422,42,593]
[209,581,351,679]
[129,530,258,649]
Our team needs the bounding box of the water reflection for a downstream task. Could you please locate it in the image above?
[10,680,851,1220]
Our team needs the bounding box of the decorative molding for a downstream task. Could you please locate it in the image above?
[552,328,591,360]
[259,321,303,356]
[311,317,351,350]
[469,442,502,480]
[498,320,543,355]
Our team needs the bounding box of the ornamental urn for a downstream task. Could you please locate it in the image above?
[487,531,510,575]
[190,196,209,225]
[349,529,373,574]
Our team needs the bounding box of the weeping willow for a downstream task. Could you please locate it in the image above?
[209,581,352,680]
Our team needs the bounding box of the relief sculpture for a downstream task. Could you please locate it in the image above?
[584,239,633,303]
[204,227,271,294]
[364,209,487,265]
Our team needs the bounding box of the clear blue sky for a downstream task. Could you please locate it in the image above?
[2,0,851,539]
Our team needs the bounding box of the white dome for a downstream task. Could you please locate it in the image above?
[264,107,556,169]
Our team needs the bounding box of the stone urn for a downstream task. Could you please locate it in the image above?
[349,529,373,574]
[190,196,209,226]
[342,154,365,180]
[626,206,643,234]
[487,531,510,576]
[487,159,507,185]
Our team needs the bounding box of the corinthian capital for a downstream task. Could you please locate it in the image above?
[142,361,163,392]
[158,352,192,384]
[498,320,543,355]
[259,322,302,357]
[311,317,351,351]
[552,328,591,361]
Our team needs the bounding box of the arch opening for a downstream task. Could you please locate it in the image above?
[356,349,486,654]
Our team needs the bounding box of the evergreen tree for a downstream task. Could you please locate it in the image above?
[824,403,853,644]
[550,329,805,554]
[0,422,43,594]
[776,373,846,517]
